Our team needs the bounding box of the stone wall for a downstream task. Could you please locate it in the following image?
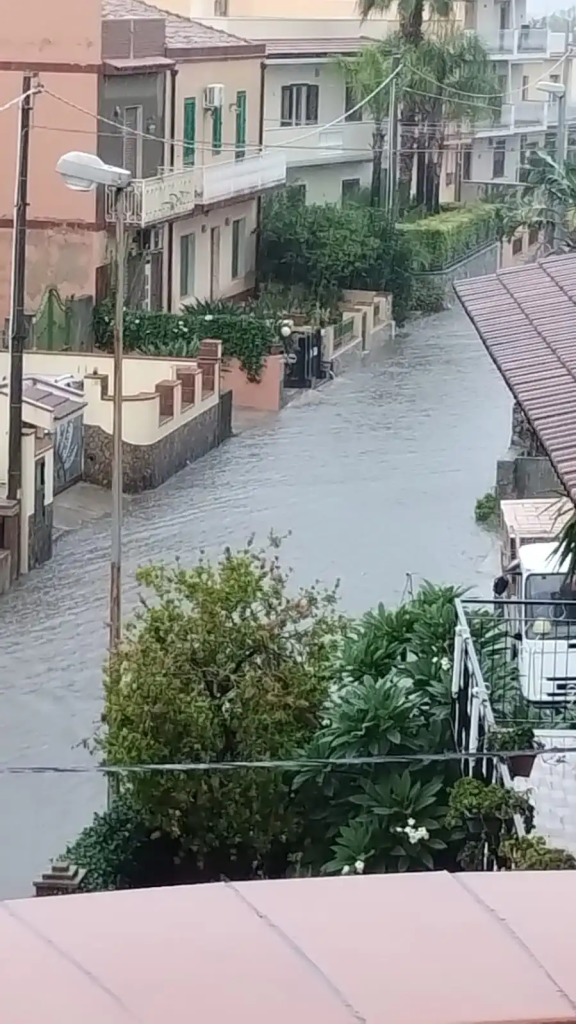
[84,391,232,494]
[496,457,562,501]
[0,549,11,595]
[28,504,53,570]
[510,401,547,456]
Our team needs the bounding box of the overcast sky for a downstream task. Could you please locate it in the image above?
[527,0,570,17]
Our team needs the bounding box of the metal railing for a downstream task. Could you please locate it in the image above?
[453,599,525,839]
[332,317,354,351]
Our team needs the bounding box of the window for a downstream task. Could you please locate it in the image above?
[341,177,360,203]
[231,217,246,279]
[280,84,319,126]
[462,147,472,180]
[212,106,223,155]
[344,83,361,122]
[512,234,523,255]
[522,75,529,100]
[180,232,195,299]
[123,105,143,177]
[235,90,247,160]
[528,225,539,246]
[214,0,228,12]
[492,138,506,178]
[183,98,196,166]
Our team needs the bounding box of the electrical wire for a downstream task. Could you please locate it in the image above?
[413,51,569,103]
[2,747,576,774]
[0,85,41,116]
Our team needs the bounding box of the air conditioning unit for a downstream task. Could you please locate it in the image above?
[203,85,224,110]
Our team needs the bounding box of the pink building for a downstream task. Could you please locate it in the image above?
[0,0,105,326]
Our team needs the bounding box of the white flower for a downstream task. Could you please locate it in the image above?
[407,817,416,827]
[440,656,450,672]
[341,864,351,875]
[204,314,214,321]
[354,860,365,874]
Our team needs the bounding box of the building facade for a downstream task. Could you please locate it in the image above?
[101,0,286,311]
[0,0,105,327]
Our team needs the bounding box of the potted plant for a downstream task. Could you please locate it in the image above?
[447,776,532,837]
[500,835,576,870]
[487,723,544,778]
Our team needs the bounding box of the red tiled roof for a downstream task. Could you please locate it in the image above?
[455,252,576,503]
[102,0,255,50]
[265,36,374,56]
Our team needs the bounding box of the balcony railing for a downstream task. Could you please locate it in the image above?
[196,151,286,206]
[475,27,561,57]
[474,100,548,134]
[106,151,286,226]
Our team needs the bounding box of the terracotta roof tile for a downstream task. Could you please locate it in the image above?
[101,0,252,49]
[455,252,576,504]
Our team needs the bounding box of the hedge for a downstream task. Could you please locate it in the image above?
[400,204,499,272]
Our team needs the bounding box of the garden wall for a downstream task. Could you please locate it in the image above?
[222,354,285,412]
[412,242,500,303]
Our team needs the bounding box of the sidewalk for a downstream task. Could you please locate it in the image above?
[53,482,112,541]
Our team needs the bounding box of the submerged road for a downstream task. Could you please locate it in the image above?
[0,304,511,897]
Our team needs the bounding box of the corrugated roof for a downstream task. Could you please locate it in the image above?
[102,0,252,49]
[4,872,576,1022]
[455,252,576,504]
[265,36,373,56]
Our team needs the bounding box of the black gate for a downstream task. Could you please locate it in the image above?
[284,329,323,389]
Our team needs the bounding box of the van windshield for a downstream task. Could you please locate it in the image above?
[524,573,576,639]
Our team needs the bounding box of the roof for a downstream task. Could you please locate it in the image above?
[518,539,567,573]
[5,871,576,1022]
[455,253,576,505]
[501,497,574,541]
[265,36,373,57]
[102,0,256,51]
[0,377,85,420]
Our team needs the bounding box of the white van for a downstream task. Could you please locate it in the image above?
[496,499,576,704]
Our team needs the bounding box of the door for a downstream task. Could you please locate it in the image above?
[210,226,221,301]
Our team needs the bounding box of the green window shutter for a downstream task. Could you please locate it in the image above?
[183,98,196,166]
[212,106,222,155]
[235,90,246,160]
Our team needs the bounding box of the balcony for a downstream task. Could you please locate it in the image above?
[196,150,286,206]
[474,100,548,135]
[105,167,197,227]
[105,152,285,226]
[475,27,563,58]
[266,119,375,168]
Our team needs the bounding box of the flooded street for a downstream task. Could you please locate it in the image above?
[0,305,511,897]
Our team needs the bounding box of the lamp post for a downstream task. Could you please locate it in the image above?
[56,152,132,653]
[537,81,567,250]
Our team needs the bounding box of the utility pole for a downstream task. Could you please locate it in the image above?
[552,19,572,249]
[8,74,34,515]
[109,187,125,654]
[386,56,400,218]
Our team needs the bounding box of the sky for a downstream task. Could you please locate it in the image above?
[528,0,571,17]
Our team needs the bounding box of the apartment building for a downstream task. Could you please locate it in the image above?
[0,0,104,326]
[101,0,286,310]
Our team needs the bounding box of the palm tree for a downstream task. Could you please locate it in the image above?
[357,0,453,45]
[339,45,393,206]
[492,150,576,253]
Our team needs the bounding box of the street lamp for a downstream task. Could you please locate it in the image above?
[536,84,567,250]
[57,152,132,655]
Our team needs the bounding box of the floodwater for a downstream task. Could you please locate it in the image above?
[0,304,511,898]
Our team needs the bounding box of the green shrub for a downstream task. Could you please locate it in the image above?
[410,278,446,314]
[475,490,499,526]
[401,205,499,272]
[182,300,276,380]
[93,301,199,357]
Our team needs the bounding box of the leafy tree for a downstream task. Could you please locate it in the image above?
[339,45,394,205]
[494,149,576,252]
[100,537,347,881]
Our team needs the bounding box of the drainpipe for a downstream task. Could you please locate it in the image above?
[166,67,178,312]
[254,59,266,295]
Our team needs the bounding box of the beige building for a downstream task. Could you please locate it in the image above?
[101,0,286,310]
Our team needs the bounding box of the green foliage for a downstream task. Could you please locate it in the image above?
[475,490,500,526]
[181,299,277,380]
[446,776,532,828]
[401,205,499,271]
[486,723,542,754]
[500,835,576,870]
[259,187,416,322]
[65,796,150,891]
[554,508,576,580]
[409,278,446,315]
[93,299,200,357]
[100,537,347,879]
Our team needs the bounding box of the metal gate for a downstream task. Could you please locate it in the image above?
[284,329,323,389]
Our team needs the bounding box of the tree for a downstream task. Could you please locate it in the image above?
[339,45,393,205]
[400,29,498,212]
[489,149,576,253]
[357,0,452,46]
[99,538,346,881]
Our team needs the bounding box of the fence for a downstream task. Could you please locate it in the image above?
[332,317,354,352]
[453,598,526,851]
[1,287,94,352]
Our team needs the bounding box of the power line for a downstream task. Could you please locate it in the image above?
[2,746,576,774]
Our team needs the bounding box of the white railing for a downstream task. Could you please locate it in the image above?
[197,150,286,205]
[452,598,526,838]
[514,100,548,127]
[105,167,197,227]
[476,27,560,57]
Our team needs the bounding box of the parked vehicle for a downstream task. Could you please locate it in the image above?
[494,498,576,704]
